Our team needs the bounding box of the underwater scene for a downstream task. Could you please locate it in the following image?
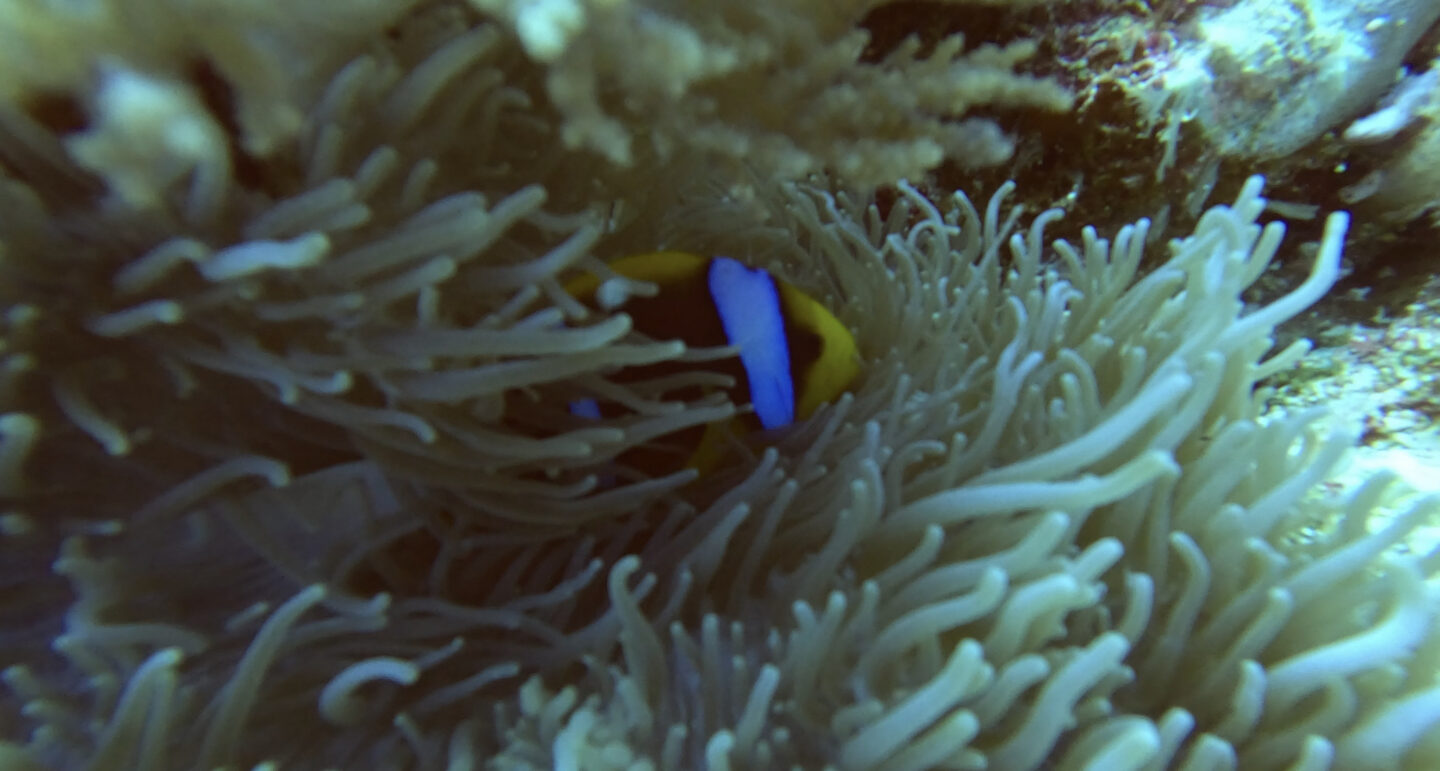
[1,0,1439,768]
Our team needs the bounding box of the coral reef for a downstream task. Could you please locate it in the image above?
[1339,54,1440,226]
[468,0,1074,184]
[1157,0,1440,160]
[1272,272,1440,507]
[1,1,1438,770]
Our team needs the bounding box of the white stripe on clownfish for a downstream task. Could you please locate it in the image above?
[707,256,796,430]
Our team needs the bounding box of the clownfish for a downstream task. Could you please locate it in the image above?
[565,251,860,474]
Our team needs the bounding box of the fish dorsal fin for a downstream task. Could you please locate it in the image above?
[707,257,795,429]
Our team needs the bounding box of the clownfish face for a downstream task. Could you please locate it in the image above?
[565,251,860,473]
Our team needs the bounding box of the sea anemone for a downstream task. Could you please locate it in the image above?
[2,3,1437,770]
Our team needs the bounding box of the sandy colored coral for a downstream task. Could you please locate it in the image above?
[468,0,1072,184]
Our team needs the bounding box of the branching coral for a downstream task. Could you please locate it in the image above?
[1,2,1438,771]
[467,0,1072,184]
